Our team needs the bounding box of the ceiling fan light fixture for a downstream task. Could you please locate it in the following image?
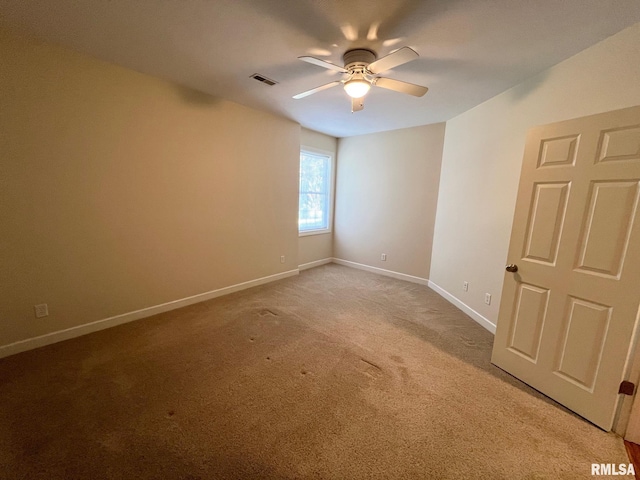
[344,79,371,98]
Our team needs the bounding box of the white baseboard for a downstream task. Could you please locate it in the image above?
[331,258,429,286]
[298,258,332,271]
[427,280,496,334]
[330,259,495,333]
[0,269,299,360]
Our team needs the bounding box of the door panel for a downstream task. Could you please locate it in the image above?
[523,183,570,264]
[492,105,640,430]
[538,134,580,167]
[596,126,640,163]
[508,283,549,362]
[555,297,611,391]
[575,181,639,278]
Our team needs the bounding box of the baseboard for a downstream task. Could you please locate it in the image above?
[0,269,299,360]
[427,280,496,334]
[330,259,495,333]
[331,258,429,286]
[298,258,333,271]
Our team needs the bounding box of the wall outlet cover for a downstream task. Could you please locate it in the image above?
[34,304,49,318]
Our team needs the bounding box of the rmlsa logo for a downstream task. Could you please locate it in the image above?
[591,463,635,476]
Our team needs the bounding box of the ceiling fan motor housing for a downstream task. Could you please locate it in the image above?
[343,49,376,71]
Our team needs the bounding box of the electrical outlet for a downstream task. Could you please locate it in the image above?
[463,281,469,292]
[381,253,387,261]
[34,303,49,318]
[280,255,285,264]
[484,293,491,305]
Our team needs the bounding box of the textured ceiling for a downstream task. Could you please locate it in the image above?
[1,0,640,137]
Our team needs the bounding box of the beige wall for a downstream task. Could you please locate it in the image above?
[430,22,640,328]
[334,124,446,280]
[0,28,300,347]
[298,128,337,266]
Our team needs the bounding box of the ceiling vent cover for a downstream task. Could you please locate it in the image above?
[250,73,278,86]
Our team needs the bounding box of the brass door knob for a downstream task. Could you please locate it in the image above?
[506,264,518,273]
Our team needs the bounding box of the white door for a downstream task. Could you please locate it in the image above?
[491,105,640,430]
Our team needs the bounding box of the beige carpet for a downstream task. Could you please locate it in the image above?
[0,264,628,479]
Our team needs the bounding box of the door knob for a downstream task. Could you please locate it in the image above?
[506,264,518,273]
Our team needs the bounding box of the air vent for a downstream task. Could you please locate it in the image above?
[250,73,278,86]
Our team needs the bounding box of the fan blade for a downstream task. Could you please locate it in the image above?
[368,46,419,74]
[292,81,341,99]
[373,77,428,97]
[298,56,348,73]
[351,97,364,113]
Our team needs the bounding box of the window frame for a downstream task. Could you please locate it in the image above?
[298,146,335,237]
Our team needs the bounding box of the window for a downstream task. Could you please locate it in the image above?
[298,149,333,235]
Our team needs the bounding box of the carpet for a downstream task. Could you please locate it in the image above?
[0,264,628,479]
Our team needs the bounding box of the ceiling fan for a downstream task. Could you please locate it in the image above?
[293,47,428,112]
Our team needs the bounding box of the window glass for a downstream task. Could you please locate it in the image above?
[299,150,331,233]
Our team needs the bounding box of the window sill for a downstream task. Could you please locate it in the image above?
[299,228,332,237]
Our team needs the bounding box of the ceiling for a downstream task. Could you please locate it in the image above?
[2,1,640,138]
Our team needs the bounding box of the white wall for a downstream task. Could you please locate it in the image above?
[334,124,446,280]
[298,128,337,267]
[0,27,300,351]
[430,22,640,329]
